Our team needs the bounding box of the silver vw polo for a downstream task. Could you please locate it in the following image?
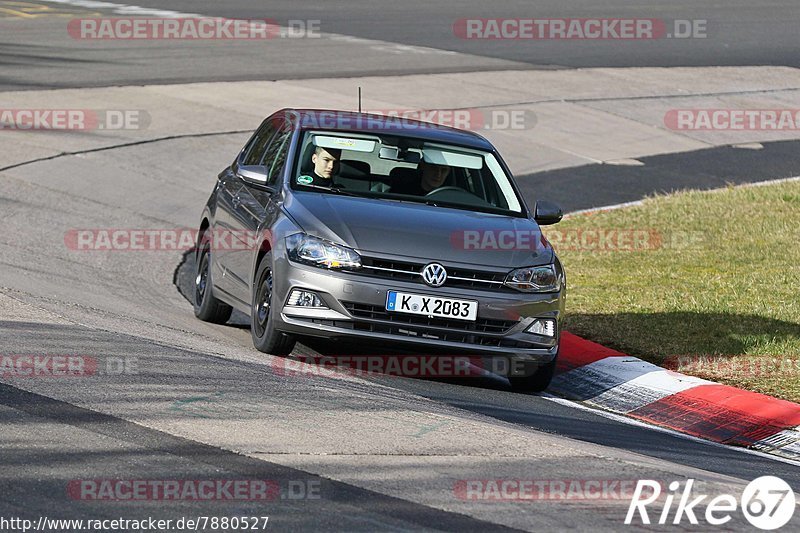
[195,109,566,391]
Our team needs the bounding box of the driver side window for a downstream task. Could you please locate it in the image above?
[263,125,292,186]
[241,120,280,167]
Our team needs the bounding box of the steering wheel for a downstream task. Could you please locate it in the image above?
[424,186,467,197]
[423,185,495,208]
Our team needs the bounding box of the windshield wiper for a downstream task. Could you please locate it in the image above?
[296,184,359,197]
[421,197,513,215]
[385,195,465,210]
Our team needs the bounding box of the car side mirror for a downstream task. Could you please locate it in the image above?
[533,200,563,225]
[236,165,269,185]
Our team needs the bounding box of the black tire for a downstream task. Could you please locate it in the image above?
[251,253,296,355]
[193,237,233,324]
[508,356,557,393]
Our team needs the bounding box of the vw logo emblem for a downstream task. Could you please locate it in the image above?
[421,263,447,287]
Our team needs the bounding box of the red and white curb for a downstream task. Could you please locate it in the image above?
[554,332,800,460]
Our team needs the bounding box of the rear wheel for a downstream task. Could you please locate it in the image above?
[251,253,296,355]
[508,356,557,393]
[193,236,233,324]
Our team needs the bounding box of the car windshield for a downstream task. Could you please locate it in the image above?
[291,131,524,216]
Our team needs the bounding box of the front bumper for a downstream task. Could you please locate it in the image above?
[271,256,564,363]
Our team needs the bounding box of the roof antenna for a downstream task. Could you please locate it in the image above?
[358,86,362,113]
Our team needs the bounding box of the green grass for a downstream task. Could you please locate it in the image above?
[545,180,800,402]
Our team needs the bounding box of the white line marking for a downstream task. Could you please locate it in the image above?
[565,199,645,217]
[41,0,203,17]
[328,34,457,55]
[736,174,800,188]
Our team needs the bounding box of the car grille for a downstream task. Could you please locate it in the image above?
[356,257,509,291]
[302,302,533,349]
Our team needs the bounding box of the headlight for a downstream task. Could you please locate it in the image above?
[504,264,560,292]
[286,234,361,270]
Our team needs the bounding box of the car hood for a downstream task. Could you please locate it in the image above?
[284,192,553,268]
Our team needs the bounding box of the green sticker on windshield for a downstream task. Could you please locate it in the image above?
[297,175,314,185]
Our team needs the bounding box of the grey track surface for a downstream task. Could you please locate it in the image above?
[0,379,517,532]
[127,0,800,67]
[2,1,800,531]
[1,0,799,90]
[0,128,797,530]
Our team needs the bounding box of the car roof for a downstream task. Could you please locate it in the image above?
[275,108,496,151]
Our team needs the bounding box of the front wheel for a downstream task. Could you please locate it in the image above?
[251,253,296,355]
[193,238,233,324]
[508,356,557,393]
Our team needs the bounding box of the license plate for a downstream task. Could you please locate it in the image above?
[386,291,478,321]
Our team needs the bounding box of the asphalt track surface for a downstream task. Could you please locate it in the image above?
[1,0,800,90]
[1,129,797,529]
[1,1,800,531]
[130,0,800,67]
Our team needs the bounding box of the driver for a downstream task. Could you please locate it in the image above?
[391,161,450,196]
[297,146,341,187]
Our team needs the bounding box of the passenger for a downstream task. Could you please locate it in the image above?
[391,161,450,196]
[297,146,341,186]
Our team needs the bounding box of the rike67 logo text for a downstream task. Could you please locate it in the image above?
[626,476,795,530]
